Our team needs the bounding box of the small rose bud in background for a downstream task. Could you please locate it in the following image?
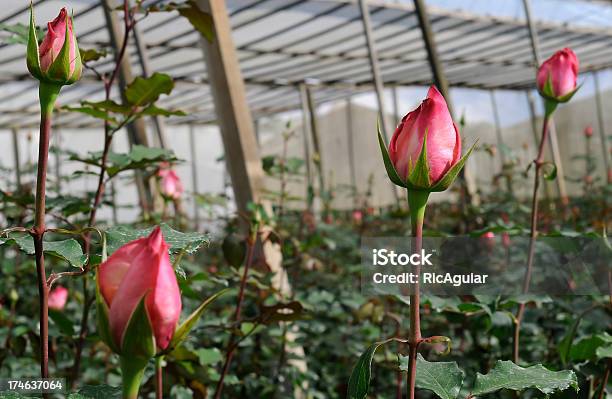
[48,286,68,311]
[584,175,593,185]
[584,125,593,138]
[352,210,363,224]
[157,165,184,200]
[27,7,82,86]
[389,86,461,187]
[480,231,496,251]
[501,233,511,249]
[536,48,579,103]
[97,226,181,355]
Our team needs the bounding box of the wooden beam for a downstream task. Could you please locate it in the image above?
[189,124,201,230]
[11,128,21,190]
[196,0,267,213]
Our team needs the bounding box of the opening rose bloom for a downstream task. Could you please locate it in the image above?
[97,226,181,356]
[381,86,472,192]
[48,286,68,311]
[27,7,82,86]
[158,168,184,200]
[536,48,578,104]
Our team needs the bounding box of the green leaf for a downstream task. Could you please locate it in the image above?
[167,289,229,352]
[472,361,578,396]
[571,333,612,362]
[49,309,75,336]
[62,105,118,123]
[0,233,87,267]
[105,223,208,258]
[377,123,406,187]
[177,1,215,42]
[398,354,464,399]
[125,72,174,107]
[121,296,155,358]
[596,344,612,359]
[195,348,223,365]
[541,162,557,180]
[347,341,388,399]
[140,104,186,117]
[71,145,177,177]
[80,48,107,63]
[76,384,122,399]
[1,22,43,45]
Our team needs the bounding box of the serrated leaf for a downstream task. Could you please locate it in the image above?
[0,233,86,267]
[76,384,122,399]
[140,104,186,117]
[177,1,215,42]
[125,72,174,107]
[347,341,388,399]
[398,354,464,399]
[167,289,228,352]
[62,105,118,123]
[472,361,578,396]
[105,223,208,258]
[80,48,107,63]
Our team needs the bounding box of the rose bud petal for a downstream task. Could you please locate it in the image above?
[158,168,184,200]
[584,125,593,138]
[48,286,68,311]
[97,226,182,352]
[536,48,579,103]
[389,86,461,186]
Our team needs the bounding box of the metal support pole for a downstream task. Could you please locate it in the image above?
[358,0,391,142]
[522,0,568,201]
[413,0,478,205]
[593,72,611,183]
[133,21,167,148]
[299,85,314,211]
[345,97,357,200]
[304,85,326,197]
[11,128,21,190]
[392,86,400,123]
[526,91,553,201]
[412,0,453,116]
[490,91,512,192]
[103,0,153,213]
[189,124,201,230]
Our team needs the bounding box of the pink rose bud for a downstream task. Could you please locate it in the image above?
[536,48,579,103]
[27,7,81,86]
[502,233,511,249]
[352,210,363,224]
[97,227,181,353]
[584,125,593,138]
[481,231,496,251]
[48,286,68,311]
[158,168,184,200]
[389,86,461,186]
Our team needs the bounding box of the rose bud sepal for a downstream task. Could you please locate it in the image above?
[539,74,580,117]
[95,282,154,399]
[378,124,477,192]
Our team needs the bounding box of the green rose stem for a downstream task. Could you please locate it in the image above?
[214,227,258,399]
[406,190,429,399]
[120,356,149,399]
[31,82,61,387]
[512,101,556,364]
[155,356,164,399]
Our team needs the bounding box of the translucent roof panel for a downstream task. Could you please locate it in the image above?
[1,0,611,128]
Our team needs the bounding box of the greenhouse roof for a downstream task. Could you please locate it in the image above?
[1,0,611,128]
